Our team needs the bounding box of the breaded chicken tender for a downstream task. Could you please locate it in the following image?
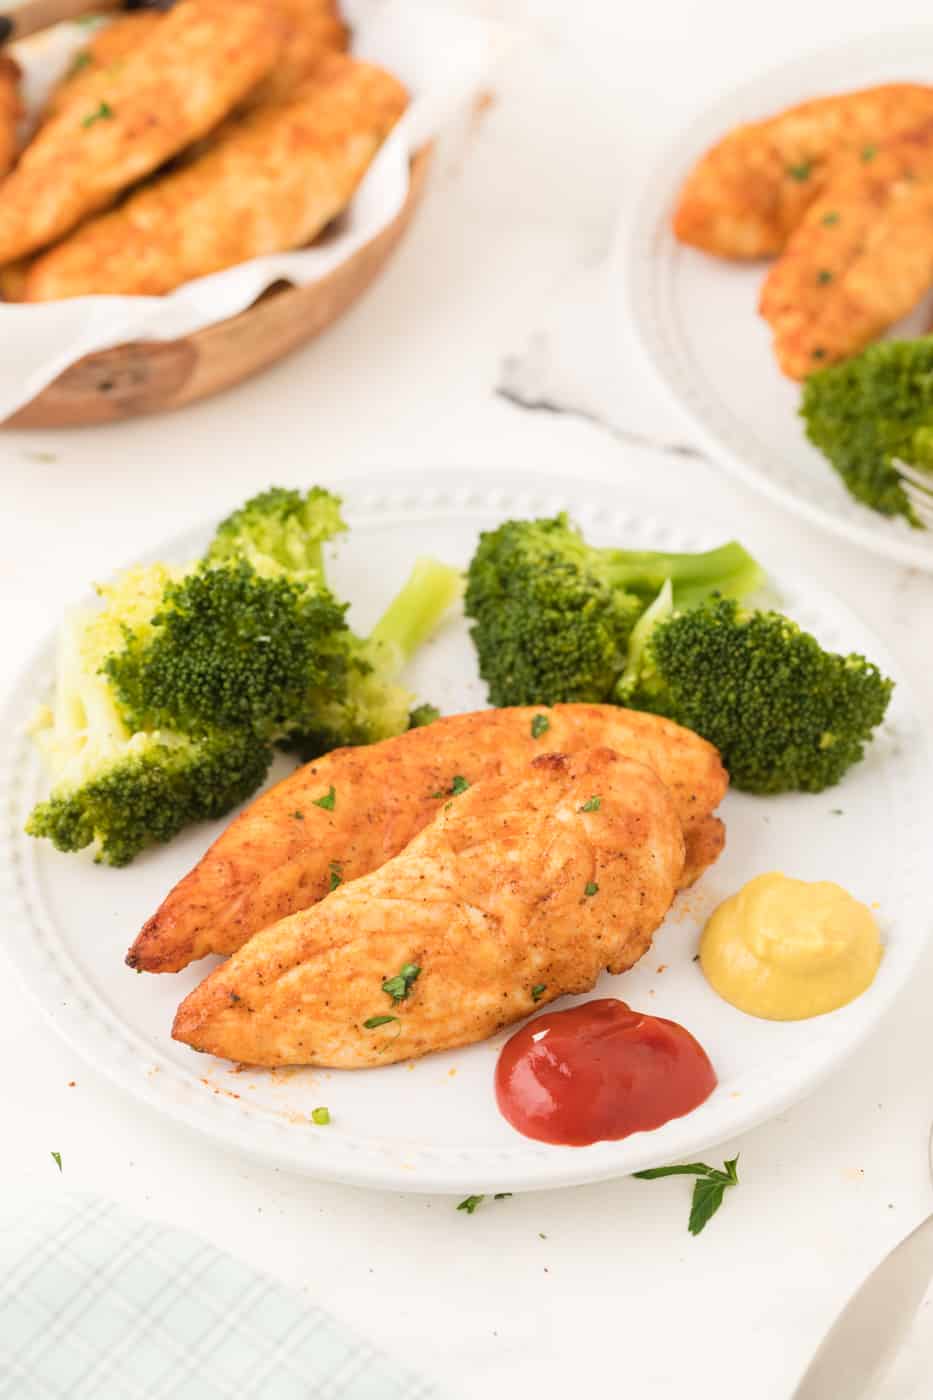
[675,84,933,260]
[39,12,165,125]
[0,0,282,265]
[760,123,933,378]
[0,55,21,178]
[249,0,348,107]
[22,53,407,300]
[171,749,687,1069]
[128,704,728,975]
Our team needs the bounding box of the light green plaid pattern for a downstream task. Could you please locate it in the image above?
[0,1195,439,1400]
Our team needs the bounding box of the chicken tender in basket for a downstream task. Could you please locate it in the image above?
[0,56,21,179]
[0,0,282,265]
[39,12,165,126]
[21,52,407,300]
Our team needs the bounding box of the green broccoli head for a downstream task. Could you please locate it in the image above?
[26,730,272,867]
[206,485,347,576]
[802,337,933,525]
[103,559,350,742]
[26,493,461,863]
[26,590,272,865]
[619,598,894,793]
[464,514,763,707]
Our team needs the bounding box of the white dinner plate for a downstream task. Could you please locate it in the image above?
[622,26,933,571]
[0,473,928,1193]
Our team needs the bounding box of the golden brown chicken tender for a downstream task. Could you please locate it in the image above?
[674,84,933,260]
[21,53,407,300]
[128,704,728,975]
[39,12,165,125]
[0,55,21,178]
[759,123,933,378]
[172,749,687,1069]
[0,0,282,265]
[248,0,348,107]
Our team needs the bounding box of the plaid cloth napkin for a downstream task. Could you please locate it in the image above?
[0,1195,440,1400]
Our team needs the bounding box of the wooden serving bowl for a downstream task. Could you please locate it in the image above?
[4,146,431,428]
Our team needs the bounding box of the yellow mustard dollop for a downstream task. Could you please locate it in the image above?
[700,872,882,1021]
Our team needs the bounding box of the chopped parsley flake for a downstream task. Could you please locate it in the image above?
[811,347,826,360]
[457,1195,484,1214]
[382,963,421,1002]
[584,882,599,897]
[363,1014,398,1030]
[68,50,92,76]
[531,714,550,739]
[822,211,840,226]
[787,161,812,181]
[311,1106,330,1125]
[312,786,336,811]
[817,269,833,285]
[580,796,601,812]
[81,100,114,129]
[531,984,546,1002]
[861,144,877,162]
[494,1193,512,1200]
[450,775,469,796]
[328,861,342,891]
[292,810,304,820]
[51,1151,62,1172]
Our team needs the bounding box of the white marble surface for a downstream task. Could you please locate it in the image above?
[2,2,933,1397]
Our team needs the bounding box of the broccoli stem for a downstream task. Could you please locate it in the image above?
[617,579,673,700]
[601,541,763,609]
[368,557,464,670]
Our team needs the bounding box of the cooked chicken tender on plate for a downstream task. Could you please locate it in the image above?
[39,11,165,125]
[128,704,728,975]
[674,84,933,260]
[172,749,687,1069]
[0,55,21,179]
[21,52,407,300]
[0,0,282,265]
[760,123,933,378]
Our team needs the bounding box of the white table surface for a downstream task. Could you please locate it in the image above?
[3,2,933,1397]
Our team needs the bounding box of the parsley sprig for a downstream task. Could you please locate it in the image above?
[382,963,421,1002]
[81,100,114,128]
[633,1156,740,1236]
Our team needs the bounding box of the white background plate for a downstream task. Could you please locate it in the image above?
[623,26,933,571]
[0,477,927,1193]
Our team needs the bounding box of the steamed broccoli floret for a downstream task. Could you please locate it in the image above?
[617,597,894,793]
[27,487,461,864]
[285,556,463,759]
[26,580,271,865]
[206,485,347,575]
[802,337,933,525]
[104,559,351,741]
[26,731,272,867]
[464,514,762,706]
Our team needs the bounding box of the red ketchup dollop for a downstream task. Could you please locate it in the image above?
[495,998,716,1146]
